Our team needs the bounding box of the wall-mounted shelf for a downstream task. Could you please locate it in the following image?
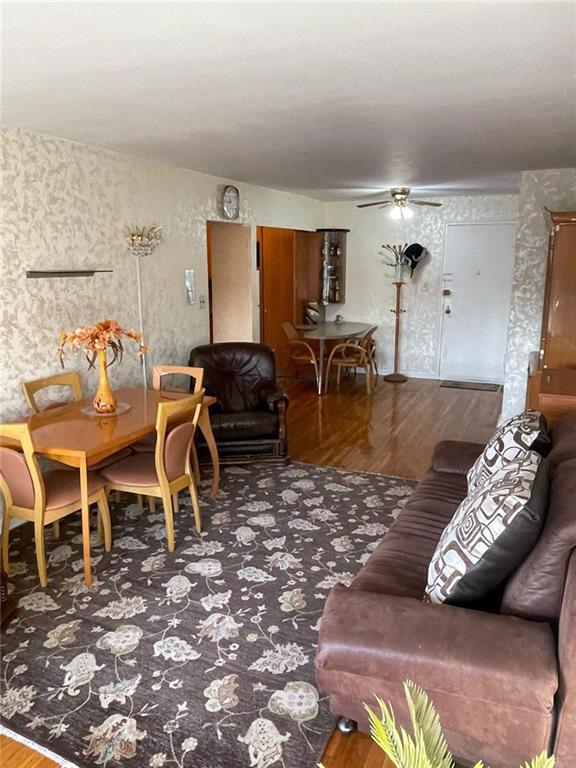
[25,269,113,279]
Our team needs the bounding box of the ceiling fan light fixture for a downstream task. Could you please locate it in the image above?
[390,205,414,221]
[357,187,441,211]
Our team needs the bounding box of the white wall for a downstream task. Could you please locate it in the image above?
[501,167,576,420]
[322,195,519,378]
[0,126,324,421]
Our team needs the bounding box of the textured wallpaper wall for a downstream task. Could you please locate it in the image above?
[0,126,323,421]
[323,195,520,378]
[501,167,576,420]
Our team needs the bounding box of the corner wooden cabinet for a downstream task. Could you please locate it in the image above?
[526,211,576,423]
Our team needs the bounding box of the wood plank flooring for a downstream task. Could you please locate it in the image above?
[0,376,501,768]
[287,375,501,478]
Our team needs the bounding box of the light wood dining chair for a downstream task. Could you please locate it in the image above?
[22,372,133,497]
[325,336,375,394]
[359,326,379,379]
[152,364,204,394]
[23,372,83,413]
[134,365,204,484]
[282,322,320,388]
[100,391,204,551]
[0,423,111,587]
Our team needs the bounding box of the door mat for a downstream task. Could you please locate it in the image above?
[440,380,501,392]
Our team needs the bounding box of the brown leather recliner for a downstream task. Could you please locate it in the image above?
[315,413,576,768]
[188,342,289,463]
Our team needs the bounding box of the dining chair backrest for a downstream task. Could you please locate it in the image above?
[359,326,378,350]
[155,391,204,484]
[0,423,44,512]
[282,322,300,342]
[22,372,83,413]
[152,365,204,394]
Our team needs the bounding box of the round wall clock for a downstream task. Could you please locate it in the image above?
[221,185,240,220]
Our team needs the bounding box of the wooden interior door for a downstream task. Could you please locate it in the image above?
[294,231,322,324]
[260,226,295,374]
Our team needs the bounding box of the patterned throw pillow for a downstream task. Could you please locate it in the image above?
[426,450,548,605]
[467,410,550,490]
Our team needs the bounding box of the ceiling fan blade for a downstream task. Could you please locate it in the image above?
[410,200,442,207]
[356,200,391,208]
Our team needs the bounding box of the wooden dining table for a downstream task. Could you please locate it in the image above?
[2,387,220,587]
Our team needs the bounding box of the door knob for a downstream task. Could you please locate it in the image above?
[442,289,452,296]
[445,306,451,314]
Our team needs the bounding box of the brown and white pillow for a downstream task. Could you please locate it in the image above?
[467,410,549,490]
[426,450,548,605]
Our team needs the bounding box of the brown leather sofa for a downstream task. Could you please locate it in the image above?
[189,342,289,463]
[315,413,576,768]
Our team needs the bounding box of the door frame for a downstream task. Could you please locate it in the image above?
[437,220,518,382]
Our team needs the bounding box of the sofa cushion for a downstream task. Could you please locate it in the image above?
[431,440,484,475]
[467,410,550,490]
[502,463,576,622]
[350,469,467,598]
[426,451,548,605]
[189,342,277,413]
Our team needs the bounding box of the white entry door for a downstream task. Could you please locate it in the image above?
[439,222,517,384]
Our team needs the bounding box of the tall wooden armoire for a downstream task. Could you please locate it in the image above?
[526,211,576,423]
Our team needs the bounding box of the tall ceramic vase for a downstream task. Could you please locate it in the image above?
[93,349,117,414]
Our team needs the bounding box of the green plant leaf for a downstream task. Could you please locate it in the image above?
[364,697,405,768]
[404,681,454,768]
[520,753,555,768]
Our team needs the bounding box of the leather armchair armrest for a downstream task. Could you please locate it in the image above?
[431,440,484,475]
[316,585,557,708]
[257,383,289,413]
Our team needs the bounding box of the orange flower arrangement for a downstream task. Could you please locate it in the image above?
[58,319,148,369]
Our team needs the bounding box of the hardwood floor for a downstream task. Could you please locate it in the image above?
[0,376,501,768]
[287,374,501,479]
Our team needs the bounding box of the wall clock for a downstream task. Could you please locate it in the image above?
[221,184,240,220]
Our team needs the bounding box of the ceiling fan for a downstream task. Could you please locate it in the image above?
[357,187,442,214]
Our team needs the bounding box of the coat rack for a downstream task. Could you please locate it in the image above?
[382,243,408,383]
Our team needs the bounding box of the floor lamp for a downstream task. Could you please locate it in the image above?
[126,226,162,387]
[382,243,408,383]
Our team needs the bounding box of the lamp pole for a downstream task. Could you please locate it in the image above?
[126,226,162,389]
[135,253,147,387]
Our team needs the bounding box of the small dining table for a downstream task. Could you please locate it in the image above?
[2,388,220,586]
[297,321,372,394]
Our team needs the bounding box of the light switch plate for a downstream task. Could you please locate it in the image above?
[185,269,195,304]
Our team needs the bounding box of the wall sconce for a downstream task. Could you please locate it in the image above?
[125,226,162,257]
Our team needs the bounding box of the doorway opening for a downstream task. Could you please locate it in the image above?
[438,221,517,384]
[206,221,252,343]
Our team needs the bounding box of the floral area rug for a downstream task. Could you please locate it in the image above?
[0,462,415,768]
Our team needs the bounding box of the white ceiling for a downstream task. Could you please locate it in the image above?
[2,2,575,201]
